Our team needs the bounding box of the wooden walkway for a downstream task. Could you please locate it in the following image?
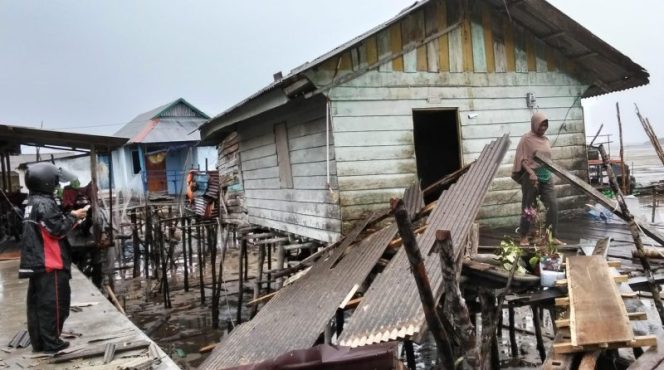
[0,259,179,369]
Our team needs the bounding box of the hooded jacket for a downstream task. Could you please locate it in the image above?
[19,193,76,278]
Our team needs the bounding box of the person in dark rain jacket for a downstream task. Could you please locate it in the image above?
[19,163,87,353]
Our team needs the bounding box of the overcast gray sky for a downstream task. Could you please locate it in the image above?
[1,0,661,145]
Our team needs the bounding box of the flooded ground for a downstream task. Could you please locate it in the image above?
[111,143,663,369]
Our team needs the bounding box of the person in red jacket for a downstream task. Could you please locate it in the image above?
[19,163,87,353]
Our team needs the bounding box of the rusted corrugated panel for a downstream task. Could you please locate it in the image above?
[338,134,509,347]
[199,187,419,369]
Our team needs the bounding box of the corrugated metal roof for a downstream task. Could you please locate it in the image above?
[114,98,209,143]
[338,134,510,347]
[202,0,648,139]
[199,186,423,369]
[485,0,649,97]
[135,118,205,144]
[0,124,127,152]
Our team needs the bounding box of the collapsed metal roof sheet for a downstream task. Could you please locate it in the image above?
[200,185,423,369]
[338,134,510,347]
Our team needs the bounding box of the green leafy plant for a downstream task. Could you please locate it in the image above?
[496,238,526,274]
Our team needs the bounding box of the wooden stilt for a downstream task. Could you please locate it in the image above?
[251,245,265,318]
[531,305,546,362]
[437,230,479,367]
[508,304,518,357]
[403,339,416,370]
[266,243,272,292]
[197,224,205,305]
[479,287,498,370]
[236,239,246,324]
[181,216,189,292]
[187,218,193,268]
[131,213,140,278]
[276,242,285,289]
[210,224,219,329]
[391,198,455,370]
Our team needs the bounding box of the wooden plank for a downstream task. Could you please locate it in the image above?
[366,36,378,66]
[446,0,462,72]
[389,22,404,72]
[534,152,664,246]
[334,131,412,147]
[554,336,657,354]
[461,1,473,72]
[274,122,293,189]
[470,12,486,72]
[329,85,587,100]
[377,29,392,72]
[567,255,633,347]
[578,352,600,370]
[336,158,416,177]
[481,3,494,73]
[437,0,450,72]
[245,198,340,219]
[526,33,537,72]
[535,38,548,72]
[513,25,528,73]
[335,145,413,162]
[502,17,516,72]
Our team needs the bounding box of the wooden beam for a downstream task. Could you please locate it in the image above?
[533,152,664,247]
[553,336,657,354]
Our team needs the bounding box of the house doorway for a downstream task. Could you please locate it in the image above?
[412,109,462,202]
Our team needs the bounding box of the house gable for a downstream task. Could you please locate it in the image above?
[304,0,623,94]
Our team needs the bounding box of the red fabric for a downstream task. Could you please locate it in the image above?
[40,227,63,271]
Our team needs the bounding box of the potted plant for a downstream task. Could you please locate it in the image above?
[530,228,564,287]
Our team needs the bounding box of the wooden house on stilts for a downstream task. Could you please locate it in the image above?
[200,0,648,243]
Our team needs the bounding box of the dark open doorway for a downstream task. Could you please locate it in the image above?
[412,109,461,202]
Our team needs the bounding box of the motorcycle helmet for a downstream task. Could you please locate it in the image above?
[25,162,60,194]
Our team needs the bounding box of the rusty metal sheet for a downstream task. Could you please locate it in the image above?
[199,185,420,369]
[338,134,510,347]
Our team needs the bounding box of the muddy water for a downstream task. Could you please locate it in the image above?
[117,243,260,369]
[115,144,663,369]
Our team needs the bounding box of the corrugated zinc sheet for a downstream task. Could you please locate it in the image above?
[137,118,205,143]
[114,98,208,142]
[199,186,420,369]
[338,134,509,347]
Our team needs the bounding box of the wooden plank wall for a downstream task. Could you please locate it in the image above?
[236,99,341,243]
[310,0,590,232]
[217,132,248,226]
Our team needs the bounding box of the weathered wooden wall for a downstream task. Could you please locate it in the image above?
[217,132,248,226]
[235,97,341,243]
[303,0,590,232]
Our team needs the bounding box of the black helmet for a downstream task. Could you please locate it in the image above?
[25,163,60,194]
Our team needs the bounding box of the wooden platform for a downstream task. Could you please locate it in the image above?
[553,256,656,354]
[0,260,178,369]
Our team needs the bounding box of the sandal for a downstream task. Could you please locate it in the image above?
[519,237,530,247]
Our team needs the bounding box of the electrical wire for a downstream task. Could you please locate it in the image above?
[551,94,582,147]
